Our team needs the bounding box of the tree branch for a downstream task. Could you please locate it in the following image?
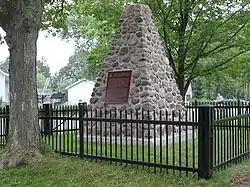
[200,20,248,58]
[184,38,208,73]
[162,20,178,76]
[164,0,173,20]
[0,0,10,29]
[215,3,249,29]
[201,49,250,76]
[184,77,192,94]
[184,4,204,58]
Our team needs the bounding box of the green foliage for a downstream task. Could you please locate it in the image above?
[192,52,250,100]
[0,57,9,73]
[37,57,51,78]
[59,0,136,80]
[56,0,250,97]
[49,47,88,91]
[37,71,46,89]
[0,57,51,89]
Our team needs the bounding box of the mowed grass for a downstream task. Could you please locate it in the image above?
[42,129,199,170]
[42,125,250,170]
[1,153,250,187]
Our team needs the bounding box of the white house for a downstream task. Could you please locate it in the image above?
[185,83,193,102]
[65,79,95,104]
[0,69,9,103]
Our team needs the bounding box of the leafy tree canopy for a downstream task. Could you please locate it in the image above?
[53,0,250,97]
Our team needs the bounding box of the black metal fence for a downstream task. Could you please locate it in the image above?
[0,101,250,179]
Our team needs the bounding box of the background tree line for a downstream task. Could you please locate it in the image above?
[46,0,250,99]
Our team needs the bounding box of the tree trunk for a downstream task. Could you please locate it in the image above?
[0,0,48,169]
[177,76,185,99]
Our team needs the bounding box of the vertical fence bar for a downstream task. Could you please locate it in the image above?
[79,102,87,158]
[198,105,213,179]
[5,105,9,140]
[43,103,53,135]
[237,100,241,157]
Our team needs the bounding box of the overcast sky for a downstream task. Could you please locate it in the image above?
[0,28,75,74]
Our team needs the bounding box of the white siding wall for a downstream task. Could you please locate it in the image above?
[0,73,6,102]
[67,81,95,104]
[5,77,9,102]
[185,84,193,102]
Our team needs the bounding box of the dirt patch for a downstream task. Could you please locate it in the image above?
[231,175,250,187]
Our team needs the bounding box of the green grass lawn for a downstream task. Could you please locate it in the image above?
[0,154,250,187]
[42,130,199,171]
[41,125,250,171]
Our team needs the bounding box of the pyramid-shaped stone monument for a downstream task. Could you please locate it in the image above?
[89,4,185,120]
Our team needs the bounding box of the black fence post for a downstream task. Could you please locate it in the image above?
[79,102,87,158]
[43,103,53,135]
[237,99,241,116]
[5,105,9,140]
[198,105,214,179]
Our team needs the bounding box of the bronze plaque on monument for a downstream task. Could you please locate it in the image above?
[105,70,132,104]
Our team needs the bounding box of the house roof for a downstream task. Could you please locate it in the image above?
[50,92,65,99]
[0,69,9,77]
[65,79,95,90]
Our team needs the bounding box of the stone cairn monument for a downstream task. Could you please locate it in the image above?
[86,4,186,139]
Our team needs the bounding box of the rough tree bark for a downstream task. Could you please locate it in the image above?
[0,0,49,169]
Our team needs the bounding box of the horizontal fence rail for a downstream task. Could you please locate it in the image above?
[0,101,250,179]
[79,107,200,175]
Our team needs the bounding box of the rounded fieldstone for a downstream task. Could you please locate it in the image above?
[166,87,172,92]
[177,95,182,101]
[90,97,98,104]
[132,70,141,78]
[95,82,101,87]
[141,80,151,86]
[154,84,160,92]
[135,79,141,86]
[158,100,165,109]
[128,35,139,46]
[141,97,152,103]
[96,91,102,96]
[134,16,143,22]
[112,62,119,67]
[119,47,129,56]
[131,98,140,105]
[158,72,165,79]
[110,55,118,62]
[136,31,143,37]
[108,50,116,56]
[154,92,159,99]
[146,35,151,41]
[140,74,150,80]
[134,104,141,110]
[122,26,128,34]
[121,54,132,63]
[128,46,137,54]
[142,103,154,112]
[152,64,158,72]
[170,103,176,109]
[128,25,138,33]
[172,91,177,96]
[102,62,111,68]
[166,93,173,103]
[176,104,183,111]
[140,90,150,97]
